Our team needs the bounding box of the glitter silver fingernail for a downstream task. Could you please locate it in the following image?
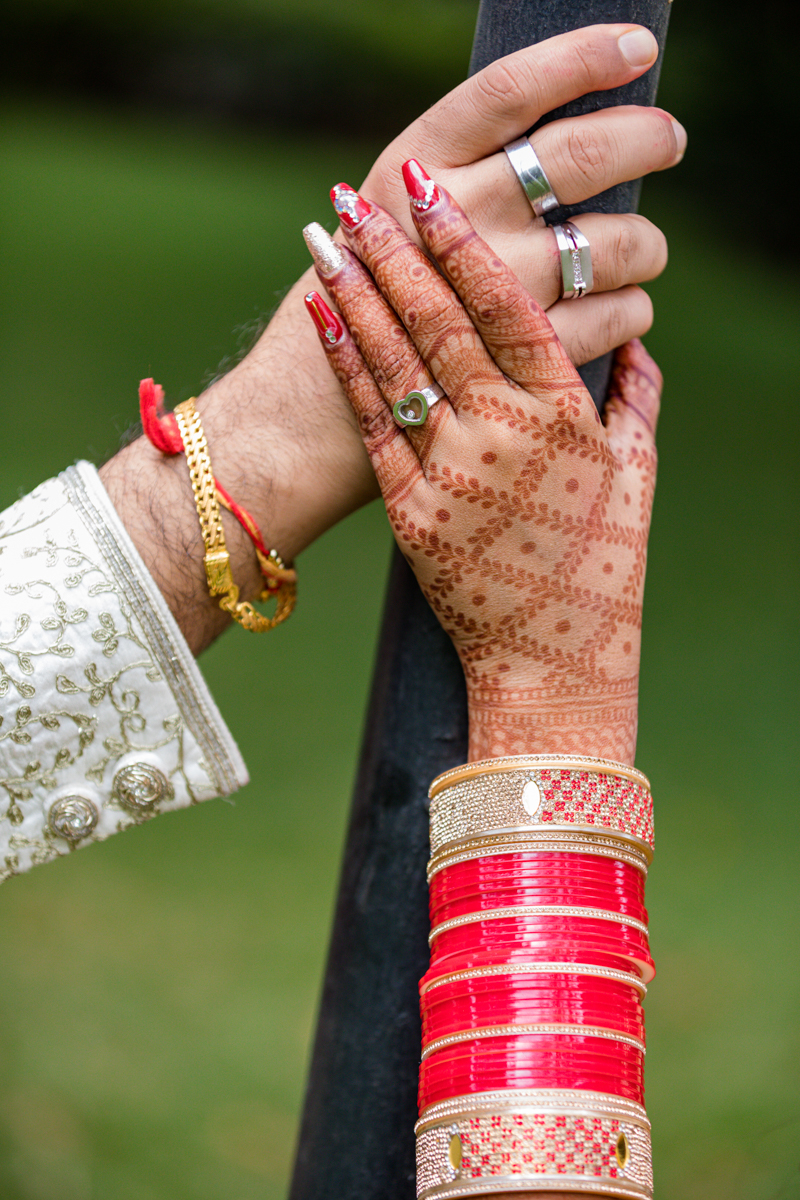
[303,222,345,276]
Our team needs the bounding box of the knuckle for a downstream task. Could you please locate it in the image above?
[603,295,629,350]
[633,288,654,335]
[648,224,669,276]
[624,214,669,278]
[564,124,606,188]
[600,289,654,349]
[335,356,373,399]
[330,342,364,389]
[339,271,381,321]
[372,338,422,393]
[638,286,657,331]
[358,403,396,454]
[616,288,655,341]
[568,40,600,91]
[474,59,533,124]
[470,269,525,322]
[405,290,462,339]
[610,220,640,273]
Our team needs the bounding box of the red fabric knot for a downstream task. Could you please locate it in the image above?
[139,378,183,455]
[138,379,297,590]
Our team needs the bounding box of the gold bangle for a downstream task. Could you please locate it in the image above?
[174,398,296,632]
[420,1022,646,1061]
[420,962,647,998]
[428,904,649,945]
[427,833,650,882]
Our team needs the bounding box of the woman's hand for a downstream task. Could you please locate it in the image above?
[203,23,675,565]
[305,169,661,768]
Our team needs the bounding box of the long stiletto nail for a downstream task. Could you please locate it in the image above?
[304,291,343,346]
[303,222,345,276]
[402,159,439,212]
[331,183,371,229]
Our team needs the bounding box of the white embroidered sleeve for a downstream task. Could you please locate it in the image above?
[0,461,248,881]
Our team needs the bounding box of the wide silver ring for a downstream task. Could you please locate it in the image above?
[552,221,594,300]
[393,384,444,428]
[503,137,559,217]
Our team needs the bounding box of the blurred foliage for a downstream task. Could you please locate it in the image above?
[6,0,800,248]
[1,96,799,1200]
[5,0,476,140]
[653,0,800,250]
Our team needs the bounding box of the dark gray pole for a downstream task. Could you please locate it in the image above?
[289,4,670,1197]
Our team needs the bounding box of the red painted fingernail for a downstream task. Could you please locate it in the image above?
[330,182,372,229]
[304,291,343,346]
[402,159,439,212]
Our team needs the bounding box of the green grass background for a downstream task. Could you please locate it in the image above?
[1,97,799,1200]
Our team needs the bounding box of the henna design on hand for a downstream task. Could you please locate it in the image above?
[387,348,658,765]
[308,179,662,767]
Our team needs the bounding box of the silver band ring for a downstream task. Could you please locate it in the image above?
[503,137,559,217]
[552,221,594,300]
[393,384,444,428]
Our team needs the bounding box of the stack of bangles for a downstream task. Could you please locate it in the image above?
[416,756,655,1199]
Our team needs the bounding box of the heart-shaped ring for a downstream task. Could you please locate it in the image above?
[392,384,445,427]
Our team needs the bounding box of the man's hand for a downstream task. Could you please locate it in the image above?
[362,24,679,366]
[101,24,679,658]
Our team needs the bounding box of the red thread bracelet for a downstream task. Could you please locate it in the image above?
[139,378,296,592]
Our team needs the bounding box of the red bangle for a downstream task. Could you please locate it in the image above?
[431,851,644,889]
[429,918,654,982]
[429,853,645,908]
[422,978,645,1042]
[432,886,648,926]
[419,1040,645,1109]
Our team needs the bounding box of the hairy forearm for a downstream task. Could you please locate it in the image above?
[100,270,378,656]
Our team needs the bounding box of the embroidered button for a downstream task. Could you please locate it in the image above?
[48,795,100,841]
[112,763,172,811]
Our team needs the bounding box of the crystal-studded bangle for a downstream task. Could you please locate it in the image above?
[415,1089,653,1200]
[428,755,653,863]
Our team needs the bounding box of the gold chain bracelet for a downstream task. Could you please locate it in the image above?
[174,398,296,632]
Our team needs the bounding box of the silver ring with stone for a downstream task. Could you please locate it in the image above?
[503,137,559,217]
[393,384,445,428]
[552,221,594,300]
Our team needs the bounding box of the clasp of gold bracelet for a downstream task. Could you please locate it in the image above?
[204,550,236,597]
[174,398,296,632]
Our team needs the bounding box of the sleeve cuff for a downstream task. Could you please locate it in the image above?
[0,461,248,881]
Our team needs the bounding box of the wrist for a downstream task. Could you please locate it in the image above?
[465,674,639,766]
[197,270,379,562]
[419,758,654,1198]
[100,270,379,656]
